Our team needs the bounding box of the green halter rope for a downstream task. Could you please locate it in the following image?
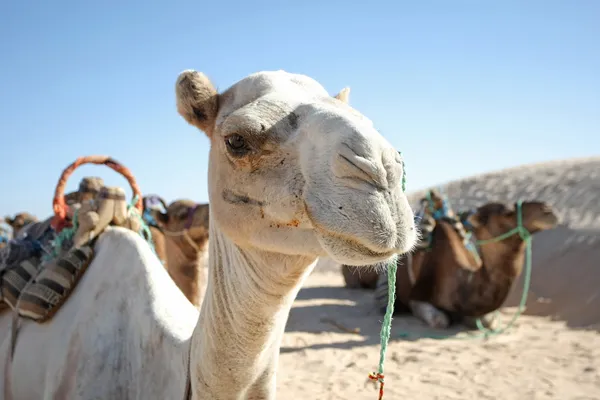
[472,200,532,335]
[368,152,406,399]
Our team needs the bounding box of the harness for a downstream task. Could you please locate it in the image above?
[142,196,201,256]
[415,189,481,263]
[162,204,202,255]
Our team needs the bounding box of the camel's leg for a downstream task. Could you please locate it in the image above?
[409,300,450,329]
[462,313,497,330]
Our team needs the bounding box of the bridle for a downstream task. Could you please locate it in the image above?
[161,204,202,254]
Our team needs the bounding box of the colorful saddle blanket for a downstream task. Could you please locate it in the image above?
[413,189,471,250]
[0,185,151,323]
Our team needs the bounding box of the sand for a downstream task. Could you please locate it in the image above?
[277,156,600,399]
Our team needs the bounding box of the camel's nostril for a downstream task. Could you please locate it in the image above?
[334,143,386,190]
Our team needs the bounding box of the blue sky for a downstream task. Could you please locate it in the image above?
[1,0,598,218]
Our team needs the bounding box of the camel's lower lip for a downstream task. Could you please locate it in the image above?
[348,239,396,259]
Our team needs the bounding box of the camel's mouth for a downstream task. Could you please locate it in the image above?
[301,199,410,265]
[312,226,402,266]
[533,211,559,230]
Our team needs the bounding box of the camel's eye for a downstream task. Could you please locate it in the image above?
[225,134,250,157]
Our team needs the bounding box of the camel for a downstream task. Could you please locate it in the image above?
[143,196,211,308]
[3,213,38,238]
[375,200,558,329]
[64,177,105,206]
[0,69,416,399]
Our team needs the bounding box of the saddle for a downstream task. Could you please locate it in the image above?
[414,189,471,251]
[0,156,149,323]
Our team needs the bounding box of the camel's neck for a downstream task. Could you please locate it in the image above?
[164,235,208,308]
[474,238,527,312]
[190,227,317,400]
[480,238,526,280]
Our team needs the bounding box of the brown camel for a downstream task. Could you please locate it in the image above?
[376,200,559,329]
[4,212,38,237]
[143,197,210,308]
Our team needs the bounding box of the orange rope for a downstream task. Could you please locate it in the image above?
[51,155,143,231]
[368,373,385,400]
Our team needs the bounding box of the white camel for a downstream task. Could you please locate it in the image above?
[0,69,416,399]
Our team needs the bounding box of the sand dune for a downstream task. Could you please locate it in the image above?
[279,156,600,399]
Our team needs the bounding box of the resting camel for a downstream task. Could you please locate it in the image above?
[143,196,210,308]
[0,69,416,399]
[375,200,558,329]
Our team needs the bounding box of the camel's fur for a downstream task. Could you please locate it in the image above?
[390,200,558,329]
[0,69,416,399]
[342,189,452,290]
[155,200,210,308]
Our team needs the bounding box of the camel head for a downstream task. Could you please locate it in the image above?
[64,176,106,207]
[157,200,210,256]
[5,212,38,234]
[176,70,416,266]
[466,201,559,240]
[142,195,169,228]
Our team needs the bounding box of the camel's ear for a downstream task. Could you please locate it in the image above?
[334,87,350,104]
[176,70,220,137]
[466,212,482,229]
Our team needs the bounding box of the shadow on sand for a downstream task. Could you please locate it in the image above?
[281,284,468,354]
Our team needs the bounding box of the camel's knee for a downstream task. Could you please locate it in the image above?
[409,301,450,329]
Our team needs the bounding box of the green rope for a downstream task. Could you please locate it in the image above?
[380,259,398,359]
[127,195,157,255]
[368,151,405,399]
[44,195,156,262]
[380,262,398,358]
[472,200,531,336]
[44,211,79,262]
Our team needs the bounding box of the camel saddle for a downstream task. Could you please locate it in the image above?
[414,189,471,251]
[0,183,144,323]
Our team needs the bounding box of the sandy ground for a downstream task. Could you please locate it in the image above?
[277,156,600,399]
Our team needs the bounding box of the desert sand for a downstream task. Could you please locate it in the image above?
[278,156,600,399]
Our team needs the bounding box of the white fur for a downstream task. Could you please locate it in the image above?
[0,227,196,399]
